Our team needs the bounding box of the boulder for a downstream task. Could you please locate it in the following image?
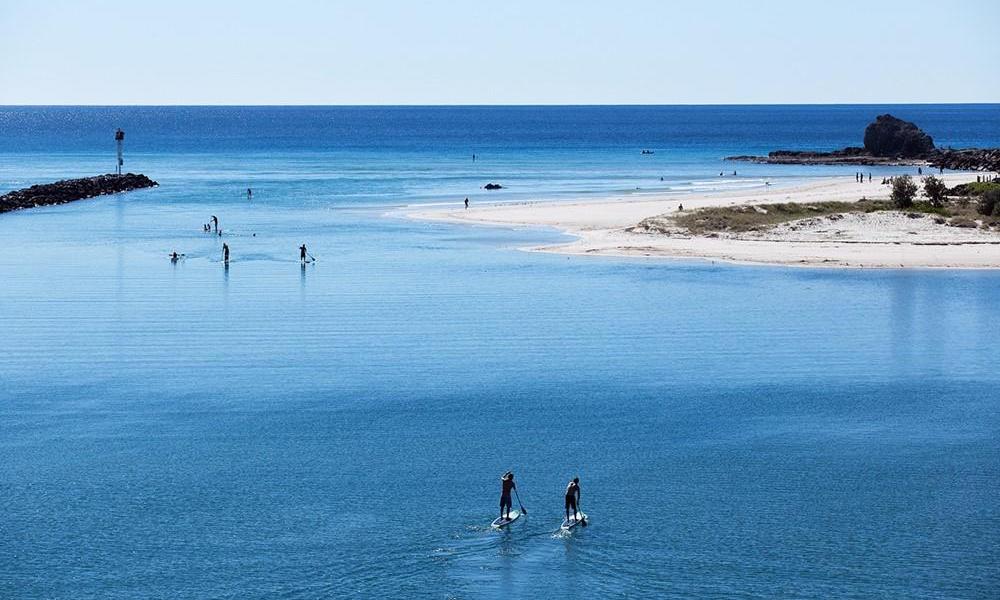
[863,114,935,158]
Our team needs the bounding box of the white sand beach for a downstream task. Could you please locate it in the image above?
[410,174,1000,268]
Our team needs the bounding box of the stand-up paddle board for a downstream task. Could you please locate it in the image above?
[560,512,587,530]
[491,510,521,529]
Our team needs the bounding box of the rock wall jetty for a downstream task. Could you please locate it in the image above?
[726,114,1000,172]
[0,173,158,214]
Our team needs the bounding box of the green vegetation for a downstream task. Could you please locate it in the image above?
[950,181,1000,197]
[891,175,918,208]
[978,189,1000,217]
[656,196,998,236]
[669,200,889,234]
[922,175,948,208]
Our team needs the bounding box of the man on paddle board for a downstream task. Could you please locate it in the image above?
[565,477,581,522]
[499,471,516,520]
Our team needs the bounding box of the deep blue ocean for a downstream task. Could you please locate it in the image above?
[1,106,998,599]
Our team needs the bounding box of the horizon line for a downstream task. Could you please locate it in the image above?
[2,102,999,109]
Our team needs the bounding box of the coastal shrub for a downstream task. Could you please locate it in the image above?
[668,199,889,234]
[922,175,947,208]
[891,175,918,208]
[977,188,1000,216]
[950,181,1000,197]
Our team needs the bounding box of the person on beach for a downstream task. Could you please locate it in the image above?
[565,477,581,522]
[464,197,469,210]
[300,244,308,263]
[868,172,872,182]
[499,471,516,520]
[211,215,219,232]
[222,243,230,264]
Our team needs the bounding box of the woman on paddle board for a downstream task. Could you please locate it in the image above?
[565,477,581,522]
[499,472,516,520]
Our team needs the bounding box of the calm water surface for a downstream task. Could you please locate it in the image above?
[1,106,998,598]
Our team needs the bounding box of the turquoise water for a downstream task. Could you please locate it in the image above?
[1,106,999,598]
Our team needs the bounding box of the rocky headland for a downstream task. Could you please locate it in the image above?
[0,173,158,214]
[726,114,1000,172]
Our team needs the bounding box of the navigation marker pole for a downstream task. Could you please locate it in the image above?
[115,128,125,176]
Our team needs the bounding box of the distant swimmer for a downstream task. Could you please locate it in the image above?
[565,477,581,523]
[170,251,182,263]
[473,153,477,162]
[464,197,469,210]
[719,172,724,177]
[222,243,230,265]
[211,215,219,232]
[300,244,308,263]
[499,471,516,520]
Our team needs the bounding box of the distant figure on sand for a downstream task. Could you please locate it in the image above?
[211,215,219,232]
[499,471,516,520]
[565,477,581,522]
[464,197,469,210]
[300,244,308,263]
[222,243,230,265]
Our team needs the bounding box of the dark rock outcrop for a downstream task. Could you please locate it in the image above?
[0,173,157,214]
[929,148,1000,173]
[863,114,935,157]
[484,182,503,190]
[727,114,999,170]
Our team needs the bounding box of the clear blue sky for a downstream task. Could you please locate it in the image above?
[1,0,997,104]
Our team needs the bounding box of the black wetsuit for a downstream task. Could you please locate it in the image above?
[300,245,307,261]
[565,481,580,518]
[500,477,515,517]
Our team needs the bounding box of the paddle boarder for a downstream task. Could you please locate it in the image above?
[565,477,581,522]
[499,471,516,521]
[222,243,230,265]
[299,244,308,263]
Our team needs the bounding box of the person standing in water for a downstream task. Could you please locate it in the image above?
[247,188,253,200]
[464,197,469,210]
[565,477,581,522]
[222,243,230,265]
[211,215,219,232]
[300,244,308,263]
[499,471,516,520]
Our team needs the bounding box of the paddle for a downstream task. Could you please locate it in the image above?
[307,254,317,262]
[514,488,527,516]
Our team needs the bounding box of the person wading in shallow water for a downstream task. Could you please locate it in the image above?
[565,477,581,522]
[211,215,219,232]
[464,197,469,210]
[499,471,516,520]
[222,243,230,265]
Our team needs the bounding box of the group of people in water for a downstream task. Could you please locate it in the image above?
[499,472,584,524]
[171,208,313,266]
